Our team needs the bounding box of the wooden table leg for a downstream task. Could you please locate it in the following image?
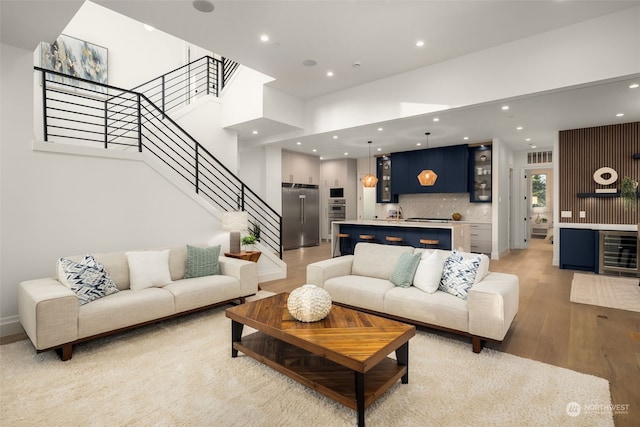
[396,341,409,384]
[231,320,244,358]
[355,371,365,427]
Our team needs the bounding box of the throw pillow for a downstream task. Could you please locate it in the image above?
[185,245,221,278]
[57,255,119,305]
[126,250,172,290]
[438,250,482,300]
[390,252,421,288]
[413,250,446,293]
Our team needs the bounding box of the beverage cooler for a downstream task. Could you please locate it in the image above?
[599,230,639,274]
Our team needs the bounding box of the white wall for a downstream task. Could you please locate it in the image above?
[62,1,195,89]
[221,66,274,128]
[302,8,640,135]
[493,139,515,259]
[172,98,239,173]
[1,43,223,335]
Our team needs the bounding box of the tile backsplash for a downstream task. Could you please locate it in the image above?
[375,193,492,222]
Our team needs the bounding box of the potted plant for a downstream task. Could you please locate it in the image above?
[241,234,256,250]
[620,176,638,209]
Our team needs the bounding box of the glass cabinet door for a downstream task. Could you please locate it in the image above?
[469,146,492,203]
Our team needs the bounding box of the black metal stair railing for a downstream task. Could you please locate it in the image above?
[34,66,283,258]
[130,55,236,116]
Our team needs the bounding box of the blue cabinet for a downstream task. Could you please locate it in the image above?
[390,145,468,196]
[559,228,599,272]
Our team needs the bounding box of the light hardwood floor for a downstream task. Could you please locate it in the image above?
[260,238,640,427]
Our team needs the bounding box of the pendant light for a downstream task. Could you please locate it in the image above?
[417,132,438,186]
[361,141,378,188]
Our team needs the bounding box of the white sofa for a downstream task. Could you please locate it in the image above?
[306,243,519,353]
[19,244,258,360]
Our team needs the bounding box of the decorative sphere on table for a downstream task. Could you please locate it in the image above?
[287,284,332,322]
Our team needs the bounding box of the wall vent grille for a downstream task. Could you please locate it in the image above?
[527,151,552,164]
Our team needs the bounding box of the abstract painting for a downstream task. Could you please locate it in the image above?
[40,34,108,92]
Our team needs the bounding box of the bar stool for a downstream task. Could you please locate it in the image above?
[334,233,350,257]
[359,234,376,244]
[385,236,403,245]
[420,238,440,249]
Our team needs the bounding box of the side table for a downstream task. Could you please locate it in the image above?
[224,251,262,262]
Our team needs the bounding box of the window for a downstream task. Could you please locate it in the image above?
[531,173,547,208]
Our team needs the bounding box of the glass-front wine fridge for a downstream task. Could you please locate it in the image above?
[599,231,639,275]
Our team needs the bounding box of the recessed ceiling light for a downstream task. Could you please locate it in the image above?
[326,71,334,77]
[416,143,422,146]
[312,149,317,153]
[332,135,338,139]
[143,24,155,32]
[501,105,509,111]
[192,0,215,13]
[526,138,531,141]
[516,126,523,130]
[377,127,383,131]
[629,83,639,89]
[296,141,301,145]
[463,137,469,140]
[252,130,258,135]
[302,59,317,67]
[344,152,348,156]
[260,34,269,42]
[433,118,439,122]
[531,145,537,149]
[319,156,324,160]
[416,40,425,47]
[616,113,624,117]
[377,148,382,151]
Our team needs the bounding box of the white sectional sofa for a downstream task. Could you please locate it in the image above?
[306,242,519,353]
[19,244,258,360]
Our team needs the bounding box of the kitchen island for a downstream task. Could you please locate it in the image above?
[331,219,470,256]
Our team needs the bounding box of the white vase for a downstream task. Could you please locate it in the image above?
[287,284,332,322]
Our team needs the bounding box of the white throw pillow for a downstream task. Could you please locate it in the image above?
[126,250,172,290]
[413,250,447,293]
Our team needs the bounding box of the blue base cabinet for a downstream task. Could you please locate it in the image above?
[559,228,599,272]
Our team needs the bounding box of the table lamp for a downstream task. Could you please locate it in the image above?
[222,211,248,253]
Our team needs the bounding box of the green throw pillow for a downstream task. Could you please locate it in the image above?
[184,245,221,278]
[390,252,421,288]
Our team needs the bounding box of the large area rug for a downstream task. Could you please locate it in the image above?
[1,307,613,427]
[571,272,640,313]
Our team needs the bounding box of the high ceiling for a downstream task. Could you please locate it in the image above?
[2,0,639,158]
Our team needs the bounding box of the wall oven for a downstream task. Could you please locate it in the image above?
[328,198,346,232]
[599,230,639,274]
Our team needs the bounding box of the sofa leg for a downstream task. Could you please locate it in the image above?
[56,344,73,361]
[472,336,485,353]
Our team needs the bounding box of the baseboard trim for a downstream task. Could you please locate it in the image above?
[1,315,24,338]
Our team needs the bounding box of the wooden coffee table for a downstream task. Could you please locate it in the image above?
[225,292,415,427]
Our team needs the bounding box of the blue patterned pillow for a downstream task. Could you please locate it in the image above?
[390,252,421,288]
[58,255,119,305]
[438,250,481,299]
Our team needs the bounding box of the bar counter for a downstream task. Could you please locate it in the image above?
[331,219,470,256]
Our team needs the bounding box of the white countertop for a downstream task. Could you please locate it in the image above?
[558,223,637,231]
[336,219,467,229]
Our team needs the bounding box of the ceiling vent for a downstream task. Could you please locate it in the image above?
[527,151,552,164]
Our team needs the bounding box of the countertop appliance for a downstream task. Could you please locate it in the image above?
[282,183,320,250]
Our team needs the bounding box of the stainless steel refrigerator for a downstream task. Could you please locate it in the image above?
[282,183,320,250]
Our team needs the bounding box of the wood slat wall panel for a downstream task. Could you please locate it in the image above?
[559,122,639,224]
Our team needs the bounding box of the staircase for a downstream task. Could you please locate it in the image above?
[34,57,283,266]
